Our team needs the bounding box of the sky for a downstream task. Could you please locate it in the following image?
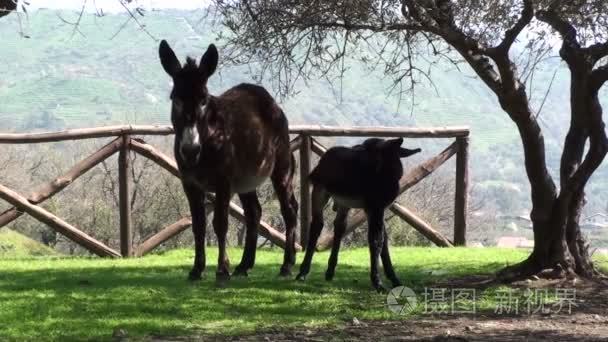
[25,0,209,13]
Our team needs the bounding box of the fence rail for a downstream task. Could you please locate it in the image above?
[0,124,470,256]
[0,125,469,143]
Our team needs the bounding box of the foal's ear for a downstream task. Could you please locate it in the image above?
[159,40,181,77]
[199,44,219,78]
[386,138,404,149]
[399,147,421,158]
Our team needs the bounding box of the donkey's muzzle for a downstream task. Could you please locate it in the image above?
[180,143,201,164]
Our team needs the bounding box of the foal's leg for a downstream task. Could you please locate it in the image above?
[213,187,231,281]
[234,191,261,277]
[366,208,387,292]
[295,185,330,281]
[272,156,298,277]
[183,185,207,281]
[325,206,349,281]
[380,224,402,287]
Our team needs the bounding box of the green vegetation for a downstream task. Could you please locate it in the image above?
[2,9,608,220]
[1,247,605,341]
[0,228,58,258]
[0,9,564,146]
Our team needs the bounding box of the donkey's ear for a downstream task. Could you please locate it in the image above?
[399,147,421,158]
[159,40,181,77]
[386,138,404,149]
[199,44,218,78]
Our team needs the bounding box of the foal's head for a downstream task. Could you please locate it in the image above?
[362,138,421,173]
[159,40,220,166]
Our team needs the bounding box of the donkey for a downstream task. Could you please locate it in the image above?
[158,40,298,281]
[295,138,421,292]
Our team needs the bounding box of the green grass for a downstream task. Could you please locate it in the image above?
[0,228,58,258]
[0,247,606,341]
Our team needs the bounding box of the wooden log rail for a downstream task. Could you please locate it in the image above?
[0,124,469,256]
[315,141,459,250]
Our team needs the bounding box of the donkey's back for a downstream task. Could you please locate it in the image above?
[208,83,291,194]
[221,83,285,124]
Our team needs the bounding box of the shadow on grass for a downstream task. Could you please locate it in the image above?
[0,247,530,341]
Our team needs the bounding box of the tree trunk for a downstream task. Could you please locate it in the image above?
[0,0,16,19]
[566,190,594,276]
[500,65,608,280]
[399,0,607,280]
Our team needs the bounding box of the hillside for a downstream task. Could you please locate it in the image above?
[1,8,608,218]
[0,9,557,144]
[0,227,58,258]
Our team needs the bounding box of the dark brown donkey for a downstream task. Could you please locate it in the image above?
[158,40,298,280]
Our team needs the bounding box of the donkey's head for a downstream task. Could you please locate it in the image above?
[159,40,219,166]
[362,137,421,173]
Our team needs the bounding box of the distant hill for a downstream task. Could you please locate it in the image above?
[0,9,571,146]
[1,8,607,216]
[0,227,59,258]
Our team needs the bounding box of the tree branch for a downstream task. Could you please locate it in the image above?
[591,63,608,92]
[403,0,502,93]
[0,0,16,19]
[563,121,608,197]
[303,21,422,32]
[585,41,608,61]
[493,0,534,54]
[402,0,441,34]
[536,9,581,65]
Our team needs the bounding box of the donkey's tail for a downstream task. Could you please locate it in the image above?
[290,152,297,181]
[289,152,299,216]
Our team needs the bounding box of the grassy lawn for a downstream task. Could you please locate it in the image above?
[0,247,606,341]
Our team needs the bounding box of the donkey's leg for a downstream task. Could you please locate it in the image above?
[325,206,350,281]
[213,187,232,281]
[183,185,207,281]
[296,185,330,281]
[380,224,402,287]
[234,191,261,276]
[271,157,298,277]
[367,208,387,292]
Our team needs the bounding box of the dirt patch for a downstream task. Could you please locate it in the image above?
[150,277,608,342]
[218,313,608,341]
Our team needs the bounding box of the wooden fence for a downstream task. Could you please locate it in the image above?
[0,124,469,257]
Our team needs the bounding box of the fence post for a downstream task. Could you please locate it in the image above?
[299,134,312,250]
[118,134,132,257]
[454,136,469,246]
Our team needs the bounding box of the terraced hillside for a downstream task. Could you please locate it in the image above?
[1,8,608,225]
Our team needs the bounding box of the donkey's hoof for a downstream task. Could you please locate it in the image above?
[232,267,249,277]
[188,269,203,281]
[279,268,293,277]
[373,283,389,293]
[391,279,403,288]
[325,271,335,281]
[295,273,307,281]
[215,271,231,282]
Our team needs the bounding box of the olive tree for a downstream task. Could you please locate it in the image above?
[212,0,608,279]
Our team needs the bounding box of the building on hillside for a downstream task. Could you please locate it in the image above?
[496,236,534,249]
[581,213,608,231]
[497,214,532,232]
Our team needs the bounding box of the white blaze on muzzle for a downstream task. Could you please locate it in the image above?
[180,124,200,161]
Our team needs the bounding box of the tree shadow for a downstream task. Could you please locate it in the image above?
[0,251,551,341]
